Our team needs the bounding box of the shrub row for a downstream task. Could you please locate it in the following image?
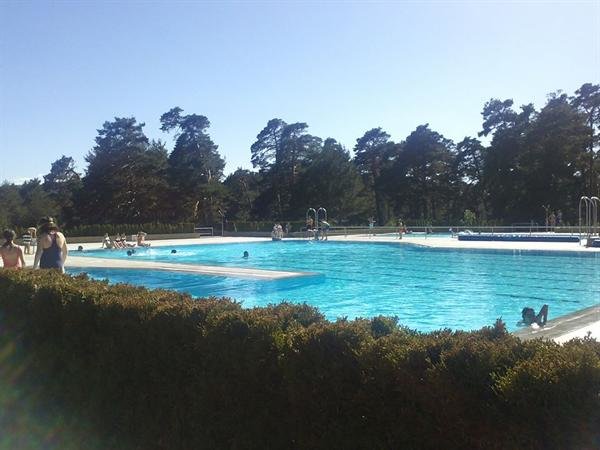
[224,221,301,232]
[63,222,195,237]
[1,270,599,449]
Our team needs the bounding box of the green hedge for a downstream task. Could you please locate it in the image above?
[225,221,304,232]
[63,222,195,237]
[1,270,599,449]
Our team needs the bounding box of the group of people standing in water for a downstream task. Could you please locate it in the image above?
[0,216,68,272]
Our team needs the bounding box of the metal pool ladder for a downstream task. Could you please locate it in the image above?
[305,207,327,240]
[579,196,600,244]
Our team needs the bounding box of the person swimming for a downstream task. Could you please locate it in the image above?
[243,251,249,258]
[518,304,549,328]
[171,249,177,254]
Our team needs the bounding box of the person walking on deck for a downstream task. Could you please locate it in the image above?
[21,230,32,254]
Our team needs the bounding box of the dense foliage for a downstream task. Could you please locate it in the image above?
[63,222,196,237]
[1,270,599,449]
[1,83,598,231]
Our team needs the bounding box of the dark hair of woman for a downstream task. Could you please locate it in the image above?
[2,229,16,247]
[38,216,60,234]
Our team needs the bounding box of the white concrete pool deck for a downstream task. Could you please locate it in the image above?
[21,234,599,343]
[24,237,311,280]
[336,233,600,252]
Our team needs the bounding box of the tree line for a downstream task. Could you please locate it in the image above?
[1,83,598,232]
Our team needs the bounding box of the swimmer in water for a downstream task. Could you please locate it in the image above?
[518,305,549,329]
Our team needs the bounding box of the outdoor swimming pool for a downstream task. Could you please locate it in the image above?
[72,241,600,332]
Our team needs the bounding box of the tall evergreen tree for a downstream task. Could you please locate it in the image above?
[161,107,226,223]
[455,137,487,220]
[250,118,287,172]
[389,125,455,222]
[43,155,82,225]
[571,83,600,194]
[292,138,369,221]
[19,179,59,227]
[479,100,536,221]
[80,117,166,223]
[353,128,394,225]
[251,119,321,218]
[519,93,589,221]
[135,140,170,222]
[0,182,26,229]
[223,169,261,222]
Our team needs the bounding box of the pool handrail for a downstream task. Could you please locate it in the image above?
[579,196,591,242]
[316,207,327,240]
[591,197,600,236]
[306,208,317,239]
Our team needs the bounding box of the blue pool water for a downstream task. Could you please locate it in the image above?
[72,241,600,332]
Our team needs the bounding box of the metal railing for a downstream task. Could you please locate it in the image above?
[322,225,583,238]
[579,195,600,241]
[591,197,600,236]
[205,222,593,239]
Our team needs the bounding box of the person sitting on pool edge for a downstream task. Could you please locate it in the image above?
[518,304,549,328]
[137,231,151,247]
[101,233,114,249]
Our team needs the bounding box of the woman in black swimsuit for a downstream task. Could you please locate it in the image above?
[33,217,68,272]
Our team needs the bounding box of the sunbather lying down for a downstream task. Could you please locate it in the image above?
[518,304,548,329]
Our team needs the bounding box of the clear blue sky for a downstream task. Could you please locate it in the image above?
[1,0,598,183]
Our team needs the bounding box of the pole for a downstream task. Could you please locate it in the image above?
[217,209,225,237]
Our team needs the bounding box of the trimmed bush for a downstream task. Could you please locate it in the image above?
[1,270,599,449]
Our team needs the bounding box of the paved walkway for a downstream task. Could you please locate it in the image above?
[63,233,600,254]
[19,234,599,343]
[332,233,600,253]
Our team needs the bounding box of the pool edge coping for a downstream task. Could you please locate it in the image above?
[67,255,317,280]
